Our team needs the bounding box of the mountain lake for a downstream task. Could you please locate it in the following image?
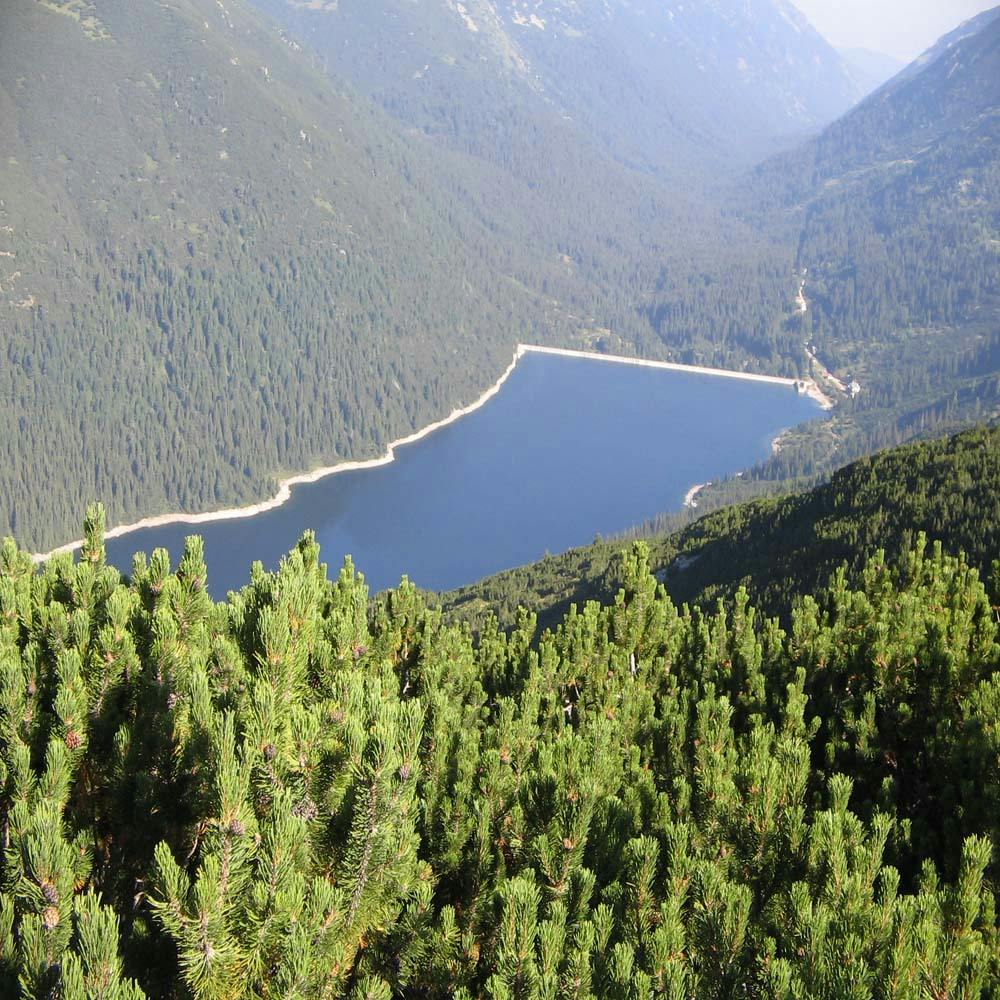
[103,351,824,597]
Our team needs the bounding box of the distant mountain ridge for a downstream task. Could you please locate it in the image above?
[255,0,864,177]
[745,4,1000,214]
[806,5,1000,177]
[888,5,1000,91]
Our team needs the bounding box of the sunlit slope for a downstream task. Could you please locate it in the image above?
[0,0,646,549]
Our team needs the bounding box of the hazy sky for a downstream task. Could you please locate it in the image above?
[791,0,997,61]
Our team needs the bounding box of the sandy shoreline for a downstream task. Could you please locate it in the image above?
[683,482,710,509]
[30,342,829,563]
[804,381,835,410]
[32,346,530,563]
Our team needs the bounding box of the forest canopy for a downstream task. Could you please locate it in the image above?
[0,501,997,997]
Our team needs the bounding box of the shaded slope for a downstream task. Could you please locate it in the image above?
[0,0,716,549]
[439,424,1000,628]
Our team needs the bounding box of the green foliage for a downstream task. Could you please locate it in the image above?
[5,1,997,560]
[1,509,998,996]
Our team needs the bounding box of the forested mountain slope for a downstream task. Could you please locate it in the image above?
[440,424,1000,629]
[253,0,862,179]
[0,505,998,995]
[740,5,1000,422]
[0,0,537,547]
[672,6,1000,517]
[1,0,836,553]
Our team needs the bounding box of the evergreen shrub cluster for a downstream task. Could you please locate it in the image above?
[0,507,997,997]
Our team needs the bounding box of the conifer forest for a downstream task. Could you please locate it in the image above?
[3,0,1000,995]
[0,505,998,997]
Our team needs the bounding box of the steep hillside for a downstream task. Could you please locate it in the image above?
[255,0,863,178]
[439,424,1000,628]
[672,7,1000,516]
[741,5,1000,386]
[1,0,767,551]
[0,0,536,547]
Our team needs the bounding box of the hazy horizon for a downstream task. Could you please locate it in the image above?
[791,0,997,61]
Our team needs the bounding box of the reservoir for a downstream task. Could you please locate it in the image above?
[104,351,823,597]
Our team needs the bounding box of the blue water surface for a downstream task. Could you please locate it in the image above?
[104,353,822,597]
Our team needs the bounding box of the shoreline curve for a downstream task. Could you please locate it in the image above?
[683,482,710,509]
[31,343,829,564]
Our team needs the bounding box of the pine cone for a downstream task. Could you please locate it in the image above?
[292,796,318,822]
